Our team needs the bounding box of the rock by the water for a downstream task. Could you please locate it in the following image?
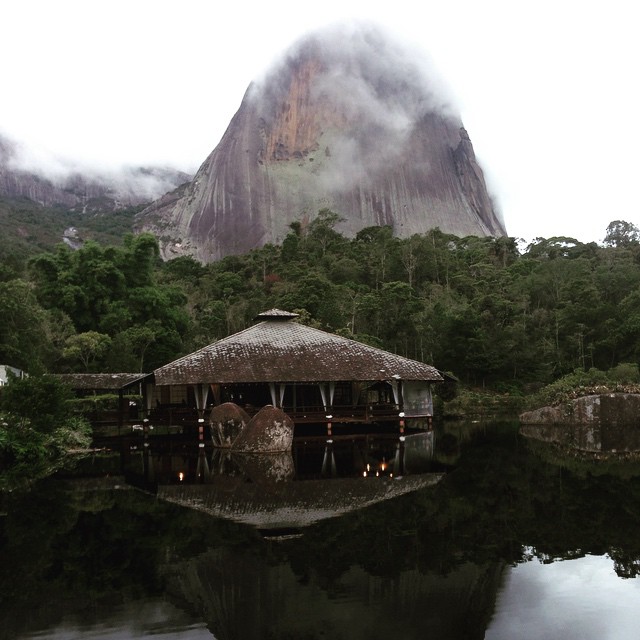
[520,393,640,426]
[520,393,640,452]
[210,402,250,448]
[231,405,294,453]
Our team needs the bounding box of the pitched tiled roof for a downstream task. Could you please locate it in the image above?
[154,310,442,385]
[53,373,148,390]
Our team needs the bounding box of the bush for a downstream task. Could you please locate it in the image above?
[0,375,73,433]
[527,365,640,409]
[1,411,93,490]
[50,417,92,453]
[608,363,640,383]
[0,414,49,465]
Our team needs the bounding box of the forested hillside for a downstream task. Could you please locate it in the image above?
[2,211,639,391]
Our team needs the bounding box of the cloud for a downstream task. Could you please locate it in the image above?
[248,21,460,191]
[0,132,190,204]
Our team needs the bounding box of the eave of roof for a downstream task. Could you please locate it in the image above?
[154,317,442,386]
[53,373,150,390]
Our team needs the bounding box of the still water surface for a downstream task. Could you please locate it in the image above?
[2,422,640,639]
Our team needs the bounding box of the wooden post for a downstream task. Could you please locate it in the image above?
[142,418,150,480]
[196,418,209,483]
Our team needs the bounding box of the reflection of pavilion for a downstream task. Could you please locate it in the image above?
[158,474,441,530]
[149,432,441,530]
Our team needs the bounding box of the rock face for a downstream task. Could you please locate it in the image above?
[520,393,640,452]
[0,134,191,212]
[520,393,640,426]
[137,24,506,262]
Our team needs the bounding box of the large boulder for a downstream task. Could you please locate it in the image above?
[209,402,251,448]
[231,405,294,453]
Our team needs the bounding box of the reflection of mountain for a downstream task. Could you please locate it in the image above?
[158,473,441,529]
[162,546,504,640]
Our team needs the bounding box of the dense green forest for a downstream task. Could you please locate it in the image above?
[2,209,640,391]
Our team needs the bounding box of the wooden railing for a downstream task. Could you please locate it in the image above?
[88,402,430,436]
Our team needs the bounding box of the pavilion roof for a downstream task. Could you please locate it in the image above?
[154,310,443,385]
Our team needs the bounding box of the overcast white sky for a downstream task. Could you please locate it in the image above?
[1,0,638,245]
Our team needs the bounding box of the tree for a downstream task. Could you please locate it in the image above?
[112,324,158,372]
[63,332,112,372]
[0,279,54,373]
[604,220,640,248]
[306,208,346,257]
[353,225,397,288]
[0,375,73,433]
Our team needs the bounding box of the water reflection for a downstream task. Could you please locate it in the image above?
[141,432,437,485]
[487,554,640,640]
[13,598,213,640]
[163,546,501,640]
[4,421,640,640]
[520,421,640,453]
[145,433,442,530]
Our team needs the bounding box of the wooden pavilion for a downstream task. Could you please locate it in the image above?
[150,309,443,436]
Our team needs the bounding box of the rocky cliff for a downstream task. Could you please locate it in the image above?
[0,135,191,212]
[136,24,506,262]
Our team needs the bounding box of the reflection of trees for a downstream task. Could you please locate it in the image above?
[0,481,259,640]
[4,423,640,638]
[419,422,640,578]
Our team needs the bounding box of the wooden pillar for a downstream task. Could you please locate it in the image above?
[118,389,124,435]
[398,380,405,435]
[196,418,209,483]
[142,418,150,480]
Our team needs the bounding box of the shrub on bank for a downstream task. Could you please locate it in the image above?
[525,364,640,409]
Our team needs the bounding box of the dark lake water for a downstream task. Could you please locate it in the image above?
[2,421,640,639]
